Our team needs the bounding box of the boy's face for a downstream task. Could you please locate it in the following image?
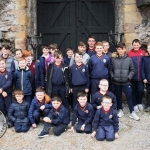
[50,48,58,56]
[66,50,73,58]
[42,48,49,56]
[103,42,110,52]
[15,94,24,104]
[88,38,96,48]
[54,55,62,64]
[117,47,126,56]
[78,46,86,53]
[0,60,6,71]
[52,100,62,109]
[74,54,82,64]
[15,51,22,59]
[147,45,150,54]
[95,45,103,55]
[132,42,141,51]
[36,92,45,102]
[25,55,33,62]
[18,60,26,69]
[78,96,87,107]
[101,98,112,110]
[1,47,10,55]
[99,81,109,92]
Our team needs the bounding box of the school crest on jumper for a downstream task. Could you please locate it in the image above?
[5,75,8,79]
[103,59,106,63]
[84,110,89,113]
[82,68,85,72]
[109,115,113,119]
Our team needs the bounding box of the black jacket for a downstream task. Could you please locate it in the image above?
[110,52,134,85]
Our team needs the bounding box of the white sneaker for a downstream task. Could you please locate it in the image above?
[134,105,139,113]
[129,111,140,121]
[117,109,124,118]
[138,104,143,111]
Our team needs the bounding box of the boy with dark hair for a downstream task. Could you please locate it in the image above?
[102,41,112,58]
[8,89,30,133]
[29,86,52,128]
[69,41,90,66]
[88,42,110,97]
[68,91,94,134]
[46,51,70,110]
[64,47,74,66]
[69,52,90,108]
[128,39,146,112]
[49,43,58,56]
[91,96,119,141]
[14,49,23,70]
[111,43,140,120]
[0,58,12,115]
[38,95,70,137]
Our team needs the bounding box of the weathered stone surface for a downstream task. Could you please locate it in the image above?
[123,24,135,33]
[18,15,27,26]
[17,31,27,38]
[124,0,136,4]
[123,4,137,12]
[18,0,27,8]
[15,38,27,50]
[124,33,138,43]
[136,0,150,7]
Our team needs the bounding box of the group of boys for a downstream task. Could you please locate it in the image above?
[0,35,150,142]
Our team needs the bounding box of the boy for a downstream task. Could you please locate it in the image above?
[86,35,96,57]
[14,57,32,104]
[64,47,74,66]
[46,51,69,110]
[91,96,119,141]
[0,58,12,115]
[102,41,112,58]
[38,95,70,137]
[111,43,140,120]
[49,43,58,56]
[88,42,110,96]
[69,52,90,108]
[141,43,150,111]
[91,79,117,111]
[69,42,90,66]
[29,86,52,128]
[8,89,30,133]
[68,91,94,134]
[14,49,23,70]
[128,39,146,112]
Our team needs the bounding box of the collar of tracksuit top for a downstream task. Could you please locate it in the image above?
[0,69,6,74]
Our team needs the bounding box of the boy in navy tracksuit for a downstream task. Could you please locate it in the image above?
[69,52,90,109]
[29,87,52,128]
[46,51,69,110]
[38,96,70,137]
[14,57,32,104]
[8,89,30,133]
[0,58,12,115]
[141,44,150,111]
[91,79,117,111]
[64,47,74,66]
[91,95,119,141]
[88,42,110,97]
[68,91,94,134]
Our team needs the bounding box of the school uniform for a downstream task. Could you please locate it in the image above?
[72,103,94,133]
[93,107,119,141]
[0,70,12,114]
[86,48,96,57]
[69,63,90,108]
[88,54,110,96]
[64,57,71,66]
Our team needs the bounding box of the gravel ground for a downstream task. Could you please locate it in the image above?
[1,104,150,150]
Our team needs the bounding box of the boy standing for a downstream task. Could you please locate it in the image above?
[8,89,30,133]
[102,41,112,58]
[64,48,74,66]
[49,43,58,56]
[111,43,139,120]
[38,96,70,137]
[88,42,110,96]
[29,86,52,128]
[91,96,119,141]
[128,39,146,112]
[69,91,94,134]
[14,49,23,70]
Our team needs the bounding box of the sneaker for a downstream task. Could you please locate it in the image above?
[117,109,124,118]
[134,105,139,113]
[38,131,49,138]
[129,111,140,121]
[138,104,143,111]
[145,106,150,112]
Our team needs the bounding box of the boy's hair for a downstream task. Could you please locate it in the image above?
[132,39,141,45]
[116,42,126,49]
[22,50,33,57]
[42,45,49,50]
[102,95,112,103]
[99,79,109,84]
[49,43,58,49]
[66,47,73,52]
[0,58,6,63]
[77,91,87,99]
[1,44,10,50]
[102,41,109,45]
[18,57,26,62]
[54,51,63,58]
[36,86,45,93]
[88,35,96,41]
[14,89,24,96]
[52,95,62,102]
[74,51,82,57]
[95,42,103,47]
[78,41,86,47]
[15,49,22,54]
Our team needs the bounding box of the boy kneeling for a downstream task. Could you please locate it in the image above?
[38,95,70,138]
[91,95,119,141]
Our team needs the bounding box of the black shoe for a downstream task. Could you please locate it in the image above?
[38,131,49,138]
[7,122,13,128]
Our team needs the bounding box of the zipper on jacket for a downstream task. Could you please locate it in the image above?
[21,70,23,90]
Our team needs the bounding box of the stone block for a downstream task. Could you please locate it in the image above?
[123,24,135,33]
[15,38,27,50]
[18,0,27,8]
[18,15,27,25]
[17,31,27,38]
[10,26,18,32]
[124,33,138,43]
[123,4,137,12]
[124,0,136,4]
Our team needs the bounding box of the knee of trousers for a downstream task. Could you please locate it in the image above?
[106,136,115,141]
[53,129,61,136]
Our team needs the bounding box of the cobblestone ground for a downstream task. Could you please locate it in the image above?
[1,104,150,150]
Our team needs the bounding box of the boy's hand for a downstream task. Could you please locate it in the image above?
[32,123,37,128]
[115,132,119,139]
[85,88,89,93]
[43,117,51,123]
[68,126,74,132]
[70,88,73,93]
[2,91,7,97]
[0,88,3,94]
[91,131,96,138]
[97,105,102,109]
[40,105,45,110]
[143,79,148,84]
[81,124,85,131]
